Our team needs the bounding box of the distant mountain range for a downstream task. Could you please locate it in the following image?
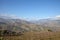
[32,18,60,27]
[0,16,60,34]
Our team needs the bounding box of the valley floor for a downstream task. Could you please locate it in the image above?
[0,31,60,40]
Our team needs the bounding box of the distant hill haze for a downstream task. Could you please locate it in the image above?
[0,16,60,34]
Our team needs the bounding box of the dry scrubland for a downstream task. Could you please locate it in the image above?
[0,31,60,40]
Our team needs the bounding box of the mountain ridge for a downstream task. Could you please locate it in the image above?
[0,16,60,34]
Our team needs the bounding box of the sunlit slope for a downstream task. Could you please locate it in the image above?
[1,31,60,40]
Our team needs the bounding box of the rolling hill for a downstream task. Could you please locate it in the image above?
[0,16,60,34]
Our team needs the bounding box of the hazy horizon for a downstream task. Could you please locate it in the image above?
[0,0,60,20]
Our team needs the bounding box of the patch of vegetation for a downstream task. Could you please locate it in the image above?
[0,30,23,36]
[48,29,53,32]
[0,31,60,40]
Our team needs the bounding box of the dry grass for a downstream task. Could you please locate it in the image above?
[0,31,60,40]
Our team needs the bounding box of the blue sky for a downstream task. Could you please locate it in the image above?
[0,0,60,20]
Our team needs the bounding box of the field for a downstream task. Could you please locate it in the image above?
[0,31,60,40]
